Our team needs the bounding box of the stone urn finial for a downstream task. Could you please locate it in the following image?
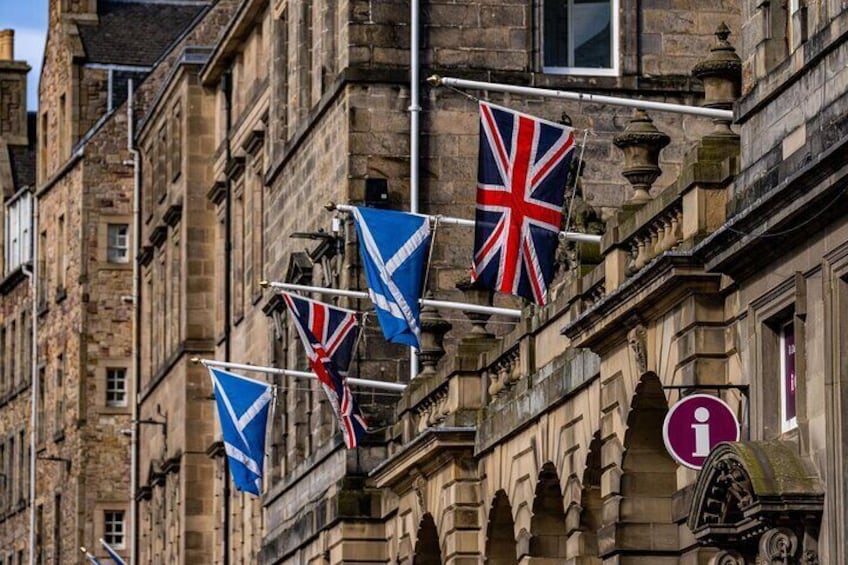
[613,110,670,206]
[692,23,742,138]
[418,297,452,376]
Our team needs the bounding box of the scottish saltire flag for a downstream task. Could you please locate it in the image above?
[207,366,273,496]
[282,292,368,449]
[99,539,126,565]
[472,102,576,305]
[351,206,431,349]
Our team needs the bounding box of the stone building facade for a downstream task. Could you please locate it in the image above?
[0,28,36,565]
[0,1,231,562]
[8,0,838,563]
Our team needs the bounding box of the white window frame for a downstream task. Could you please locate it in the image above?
[541,0,620,77]
[4,190,32,275]
[779,320,798,433]
[107,224,130,264]
[105,368,128,408]
[103,510,126,549]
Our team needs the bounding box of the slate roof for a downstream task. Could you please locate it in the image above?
[78,0,209,67]
[8,113,36,190]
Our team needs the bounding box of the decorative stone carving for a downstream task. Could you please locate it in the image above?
[759,527,798,564]
[692,23,742,139]
[613,110,670,205]
[627,324,648,374]
[801,549,820,565]
[413,473,428,515]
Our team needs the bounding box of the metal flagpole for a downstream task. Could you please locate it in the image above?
[427,75,735,120]
[326,202,602,244]
[194,358,408,392]
[261,280,523,318]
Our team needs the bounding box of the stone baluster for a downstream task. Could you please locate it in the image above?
[671,209,683,247]
[634,236,649,270]
[613,110,671,207]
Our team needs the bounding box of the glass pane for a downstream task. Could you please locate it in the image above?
[573,0,611,68]
[543,1,570,67]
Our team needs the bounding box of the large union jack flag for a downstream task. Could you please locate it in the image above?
[282,292,368,449]
[471,102,576,305]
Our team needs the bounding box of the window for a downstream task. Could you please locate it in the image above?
[171,104,182,181]
[107,224,130,264]
[780,320,797,432]
[53,494,62,562]
[37,230,47,309]
[36,366,45,445]
[54,354,65,436]
[56,214,66,291]
[543,0,618,75]
[4,190,32,275]
[106,368,127,407]
[104,510,126,549]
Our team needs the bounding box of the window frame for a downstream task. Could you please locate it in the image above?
[105,367,128,408]
[103,510,126,549]
[541,0,621,77]
[107,224,130,264]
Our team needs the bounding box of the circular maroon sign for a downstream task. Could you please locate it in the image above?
[662,394,740,470]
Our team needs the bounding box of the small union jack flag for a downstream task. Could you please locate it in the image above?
[282,292,368,449]
[472,102,576,305]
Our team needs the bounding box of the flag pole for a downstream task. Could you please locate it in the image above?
[326,202,602,244]
[261,280,522,318]
[427,75,735,120]
[193,358,408,392]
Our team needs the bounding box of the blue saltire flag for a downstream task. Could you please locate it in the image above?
[99,539,126,565]
[207,366,273,496]
[282,292,368,448]
[351,206,431,350]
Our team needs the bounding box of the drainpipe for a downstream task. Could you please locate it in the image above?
[26,186,38,565]
[409,0,421,380]
[221,69,233,565]
[127,78,141,565]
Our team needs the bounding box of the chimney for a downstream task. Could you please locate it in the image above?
[0,29,13,61]
[0,29,30,145]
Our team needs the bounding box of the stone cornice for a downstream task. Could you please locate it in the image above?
[369,427,475,493]
[562,254,721,353]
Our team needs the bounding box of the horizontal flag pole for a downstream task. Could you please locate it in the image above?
[427,75,734,121]
[193,358,407,392]
[262,280,523,318]
[326,202,602,244]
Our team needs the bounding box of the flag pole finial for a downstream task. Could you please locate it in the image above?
[324,201,337,211]
[259,280,270,288]
[426,75,442,87]
[190,357,200,364]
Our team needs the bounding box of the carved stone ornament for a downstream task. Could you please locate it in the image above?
[627,324,648,374]
[413,474,428,515]
[759,527,798,564]
[688,442,824,563]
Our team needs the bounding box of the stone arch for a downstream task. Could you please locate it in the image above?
[412,513,442,565]
[565,432,603,562]
[485,490,518,564]
[614,372,679,558]
[529,462,568,558]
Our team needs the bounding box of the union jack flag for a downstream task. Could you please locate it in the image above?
[282,292,368,448]
[471,102,576,305]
